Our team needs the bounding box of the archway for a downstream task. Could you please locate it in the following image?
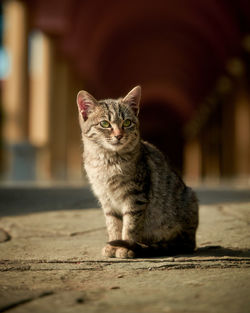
[139,100,184,172]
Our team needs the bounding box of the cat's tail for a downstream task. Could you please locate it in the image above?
[108,238,196,258]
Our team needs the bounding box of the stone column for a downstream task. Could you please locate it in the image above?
[29,33,68,181]
[221,86,250,181]
[234,89,250,179]
[221,96,236,178]
[49,51,68,180]
[183,137,202,184]
[2,0,36,180]
[201,123,221,183]
[66,74,84,182]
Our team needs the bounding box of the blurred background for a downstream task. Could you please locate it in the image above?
[0,0,250,185]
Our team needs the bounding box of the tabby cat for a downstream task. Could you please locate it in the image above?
[77,86,198,258]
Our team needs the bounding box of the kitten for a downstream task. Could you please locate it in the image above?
[77,86,199,258]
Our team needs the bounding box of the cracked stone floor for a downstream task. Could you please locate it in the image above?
[0,185,249,313]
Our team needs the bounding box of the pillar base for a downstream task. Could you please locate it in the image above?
[6,141,36,181]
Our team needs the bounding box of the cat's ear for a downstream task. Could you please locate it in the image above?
[122,85,141,116]
[77,90,98,121]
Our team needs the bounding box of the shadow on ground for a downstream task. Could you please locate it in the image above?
[0,185,249,217]
[194,246,250,258]
[131,246,250,260]
[195,187,250,204]
[0,186,99,216]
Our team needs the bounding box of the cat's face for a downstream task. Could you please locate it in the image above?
[77,86,141,152]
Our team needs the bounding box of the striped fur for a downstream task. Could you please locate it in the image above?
[77,86,199,258]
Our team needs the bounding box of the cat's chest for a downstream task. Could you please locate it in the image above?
[84,156,128,194]
[85,161,122,184]
[83,149,136,209]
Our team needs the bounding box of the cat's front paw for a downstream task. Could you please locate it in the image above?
[102,244,117,258]
[102,244,135,259]
[115,247,135,259]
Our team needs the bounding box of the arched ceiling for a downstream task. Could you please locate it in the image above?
[24,0,250,122]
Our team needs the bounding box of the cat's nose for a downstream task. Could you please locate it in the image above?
[115,135,123,141]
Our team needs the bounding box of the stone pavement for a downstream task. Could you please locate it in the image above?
[0,185,250,313]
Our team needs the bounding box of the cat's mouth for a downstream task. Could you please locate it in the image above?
[111,141,122,146]
[109,139,126,149]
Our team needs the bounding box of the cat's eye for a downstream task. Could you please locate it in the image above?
[123,119,132,127]
[100,120,111,128]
